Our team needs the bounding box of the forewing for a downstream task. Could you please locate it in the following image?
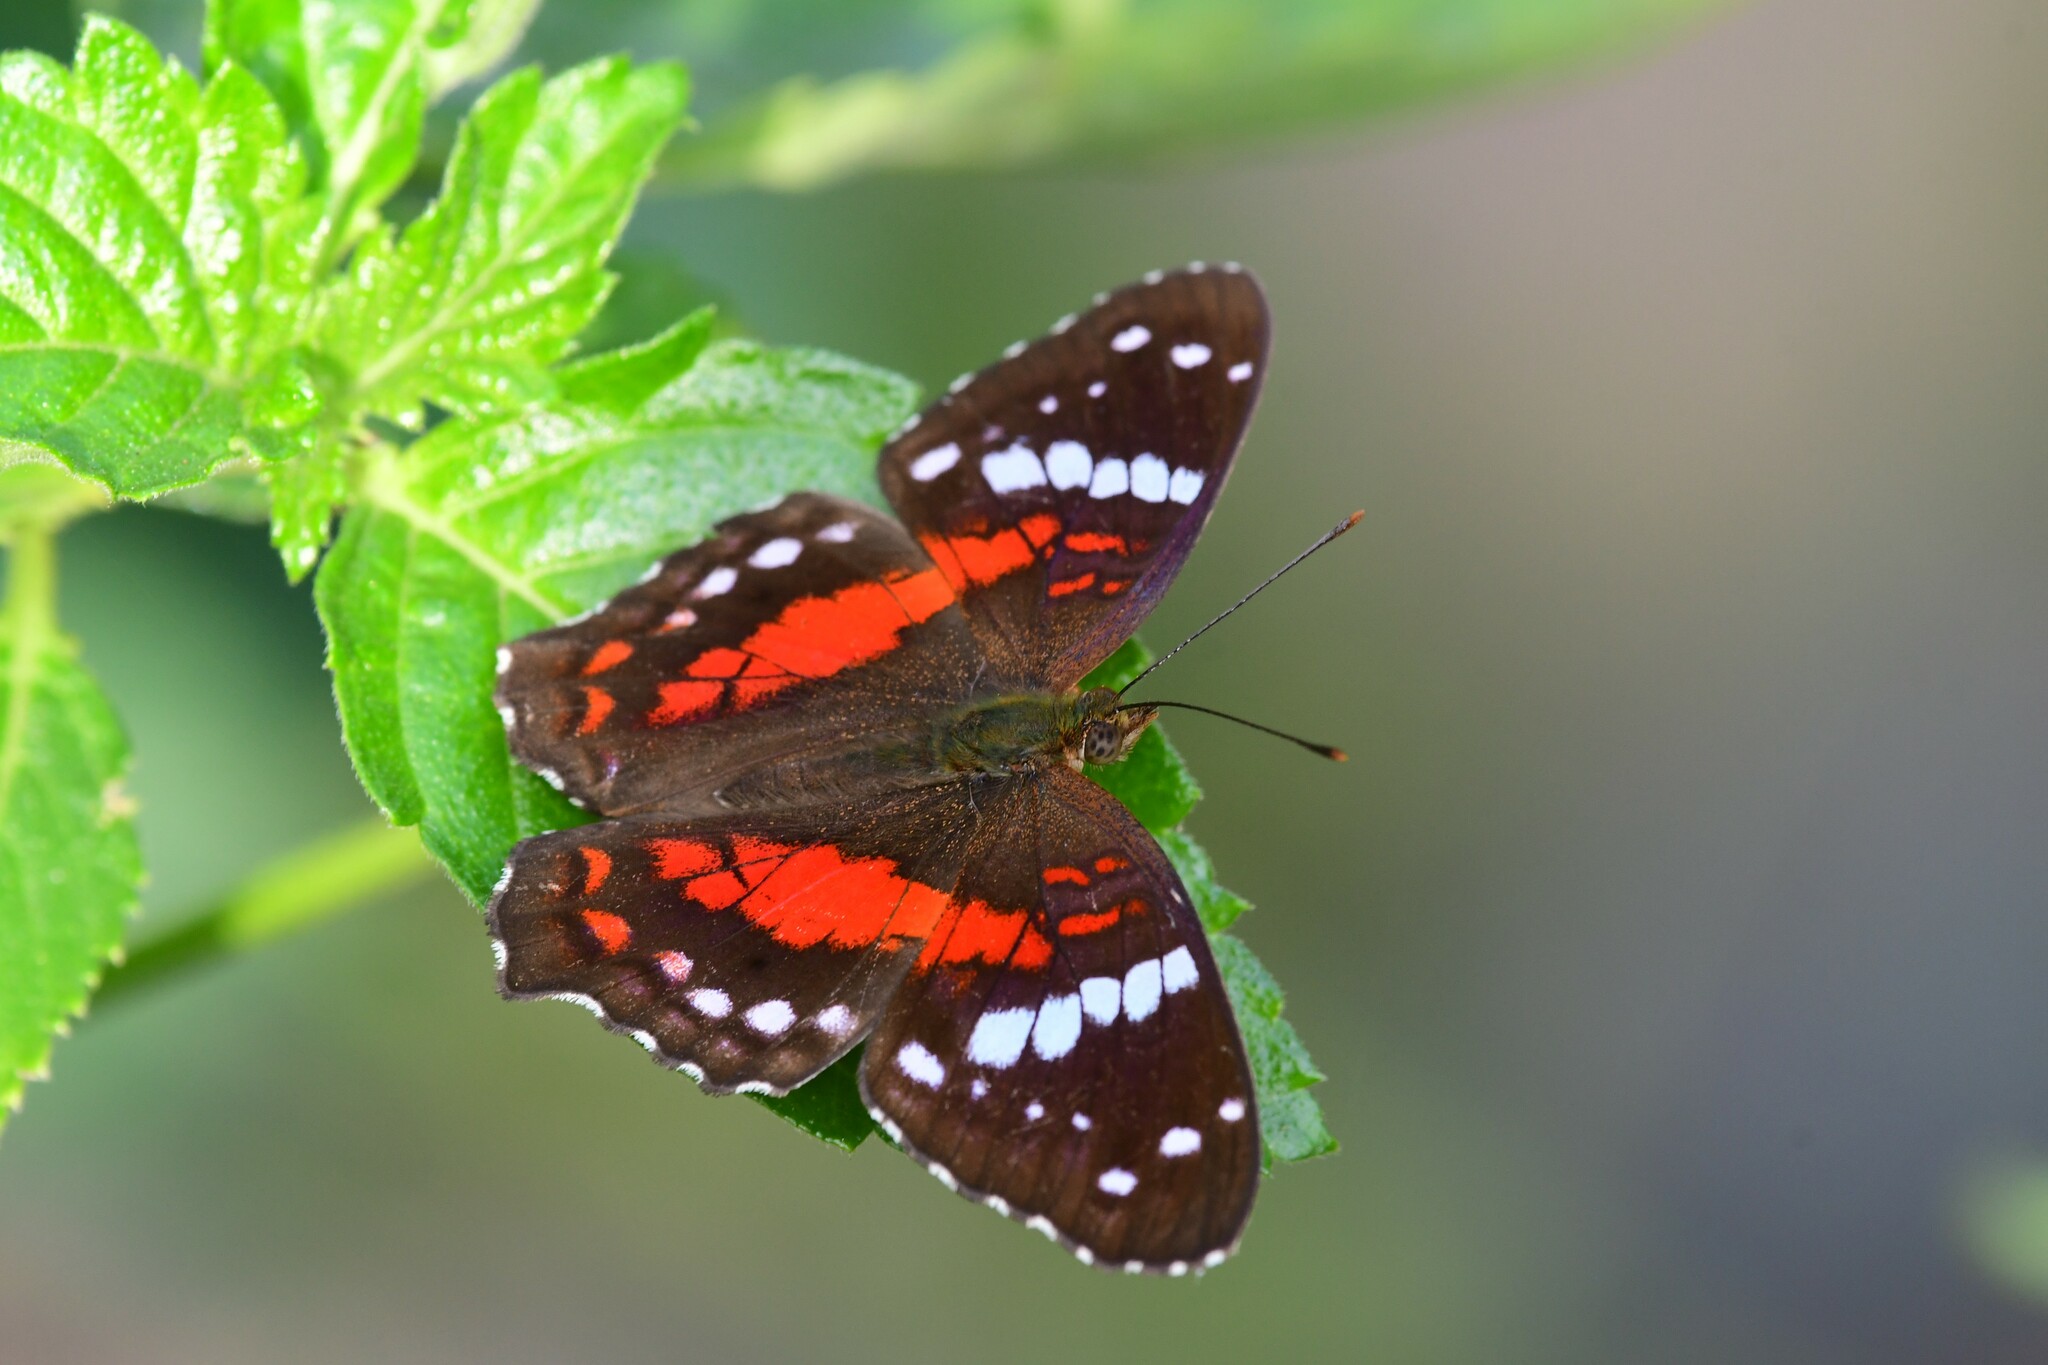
[878,266,1270,689]
[495,493,984,816]
[488,785,983,1096]
[859,767,1260,1273]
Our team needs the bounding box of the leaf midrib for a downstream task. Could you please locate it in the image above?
[359,452,569,620]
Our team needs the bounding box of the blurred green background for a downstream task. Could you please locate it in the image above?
[5,0,2048,1361]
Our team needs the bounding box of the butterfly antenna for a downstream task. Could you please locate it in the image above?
[1124,700,1347,762]
[1117,509,1363,697]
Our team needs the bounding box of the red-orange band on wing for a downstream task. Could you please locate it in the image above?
[645,567,960,727]
[640,833,1055,972]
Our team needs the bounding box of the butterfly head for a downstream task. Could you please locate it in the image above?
[1072,688,1157,768]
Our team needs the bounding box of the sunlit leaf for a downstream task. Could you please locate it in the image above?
[0,18,315,498]
[315,56,689,426]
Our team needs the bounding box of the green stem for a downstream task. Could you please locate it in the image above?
[96,818,441,1008]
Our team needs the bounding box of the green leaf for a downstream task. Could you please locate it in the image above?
[315,336,913,1140]
[315,57,690,426]
[0,18,317,497]
[204,0,446,262]
[1080,638,1202,829]
[422,0,547,99]
[1080,634,1331,1165]
[653,0,1731,191]
[0,525,141,1131]
[1211,933,1337,1166]
[1157,826,1250,932]
[266,431,349,582]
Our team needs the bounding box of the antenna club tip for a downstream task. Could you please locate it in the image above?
[1328,747,1349,763]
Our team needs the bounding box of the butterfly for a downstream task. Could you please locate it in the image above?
[490,265,1276,1274]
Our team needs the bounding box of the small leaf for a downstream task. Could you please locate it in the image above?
[315,336,912,1141]
[204,0,440,257]
[423,0,546,99]
[0,526,141,1131]
[315,57,690,427]
[266,432,350,583]
[0,19,315,498]
[753,1049,877,1151]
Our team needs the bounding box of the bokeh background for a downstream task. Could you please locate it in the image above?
[5,0,2048,1361]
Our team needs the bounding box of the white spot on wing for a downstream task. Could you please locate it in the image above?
[748,537,802,569]
[816,521,857,544]
[967,1007,1034,1068]
[1160,1126,1202,1157]
[1044,440,1092,490]
[1026,1101,1045,1121]
[1003,339,1027,359]
[744,999,795,1035]
[1080,976,1120,1026]
[815,1004,856,1036]
[1097,1168,1138,1196]
[1088,380,1107,398]
[970,1079,989,1099]
[1219,1097,1246,1122]
[1052,313,1078,334]
[688,989,731,1018]
[1228,360,1254,382]
[1124,958,1163,1022]
[1143,269,1164,285]
[1038,394,1058,414]
[1162,945,1199,993]
[1168,466,1206,505]
[1111,325,1151,353]
[1171,343,1212,369]
[496,703,516,731]
[663,608,697,630]
[909,443,961,481]
[981,444,1048,494]
[1072,1112,1092,1131]
[655,950,692,982]
[1031,994,1082,1060]
[1088,458,1129,500]
[495,646,512,675]
[896,1041,946,1088]
[692,566,737,599]
[1130,453,1170,503]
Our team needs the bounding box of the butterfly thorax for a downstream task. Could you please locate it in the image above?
[934,687,1156,775]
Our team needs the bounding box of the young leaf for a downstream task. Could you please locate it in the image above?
[316,332,913,1143]
[317,333,915,901]
[0,524,141,1131]
[0,18,316,498]
[204,0,446,263]
[315,57,690,426]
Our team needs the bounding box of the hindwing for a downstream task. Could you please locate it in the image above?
[859,766,1260,1273]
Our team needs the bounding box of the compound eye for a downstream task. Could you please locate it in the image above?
[1084,724,1119,763]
